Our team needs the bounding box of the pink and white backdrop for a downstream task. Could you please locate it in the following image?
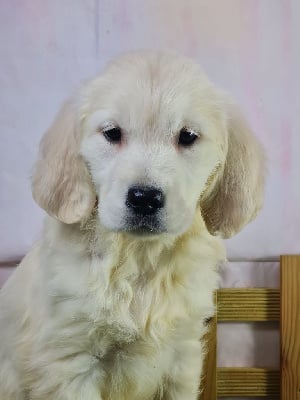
[0,1,299,398]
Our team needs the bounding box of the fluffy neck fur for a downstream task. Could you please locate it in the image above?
[40,208,226,334]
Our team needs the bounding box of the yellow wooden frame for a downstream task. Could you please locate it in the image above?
[200,255,300,400]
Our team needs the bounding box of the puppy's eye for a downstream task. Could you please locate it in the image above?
[102,126,122,143]
[178,128,198,147]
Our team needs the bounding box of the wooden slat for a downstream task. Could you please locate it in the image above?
[217,288,280,321]
[0,260,20,267]
[217,367,280,397]
[281,255,300,400]
[199,316,217,400]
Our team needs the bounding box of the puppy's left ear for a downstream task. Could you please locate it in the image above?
[201,102,265,238]
[32,98,96,224]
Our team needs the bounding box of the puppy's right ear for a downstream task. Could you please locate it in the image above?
[32,99,96,224]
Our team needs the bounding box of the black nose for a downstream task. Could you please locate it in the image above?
[126,186,165,215]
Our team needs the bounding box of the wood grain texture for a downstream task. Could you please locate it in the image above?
[217,367,280,397]
[217,288,280,321]
[281,255,300,400]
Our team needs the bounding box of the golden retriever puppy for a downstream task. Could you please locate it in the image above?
[0,51,265,400]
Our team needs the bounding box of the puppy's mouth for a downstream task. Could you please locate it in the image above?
[123,215,165,236]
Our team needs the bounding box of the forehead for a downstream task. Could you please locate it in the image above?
[84,53,222,133]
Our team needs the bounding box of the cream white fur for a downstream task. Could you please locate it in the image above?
[0,51,265,400]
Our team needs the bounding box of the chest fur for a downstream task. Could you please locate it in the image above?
[86,254,217,351]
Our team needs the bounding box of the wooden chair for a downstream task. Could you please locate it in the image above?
[200,255,300,400]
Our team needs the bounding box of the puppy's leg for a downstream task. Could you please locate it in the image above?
[0,356,25,400]
[162,339,204,400]
[28,353,105,400]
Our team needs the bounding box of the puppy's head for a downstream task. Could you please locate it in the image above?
[32,51,265,239]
